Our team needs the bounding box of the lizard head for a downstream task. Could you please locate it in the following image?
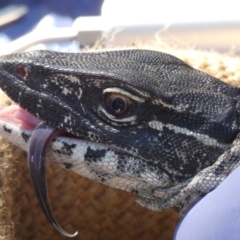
[0,50,239,221]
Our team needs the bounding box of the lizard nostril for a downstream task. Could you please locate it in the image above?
[45,54,52,58]
[16,66,27,78]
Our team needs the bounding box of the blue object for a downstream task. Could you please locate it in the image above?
[0,0,103,40]
[174,165,240,240]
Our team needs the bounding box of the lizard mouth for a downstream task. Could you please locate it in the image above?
[0,105,41,130]
[0,105,78,139]
[0,105,78,237]
[0,104,171,237]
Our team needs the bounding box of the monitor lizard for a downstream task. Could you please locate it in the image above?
[0,50,240,236]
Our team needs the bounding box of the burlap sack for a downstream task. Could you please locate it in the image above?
[0,42,239,240]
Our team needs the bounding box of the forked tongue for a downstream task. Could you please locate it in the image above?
[28,122,78,237]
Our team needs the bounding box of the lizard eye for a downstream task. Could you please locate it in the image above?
[105,93,136,117]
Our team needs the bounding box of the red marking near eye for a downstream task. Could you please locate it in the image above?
[16,66,27,78]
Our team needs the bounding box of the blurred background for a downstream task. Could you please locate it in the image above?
[0,0,239,55]
[0,1,239,240]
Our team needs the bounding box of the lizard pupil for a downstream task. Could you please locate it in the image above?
[111,97,126,113]
[105,92,136,118]
[105,93,135,117]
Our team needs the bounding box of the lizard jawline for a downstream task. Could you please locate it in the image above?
[0,104,174,214]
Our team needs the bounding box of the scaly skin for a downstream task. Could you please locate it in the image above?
[0,50,240,216]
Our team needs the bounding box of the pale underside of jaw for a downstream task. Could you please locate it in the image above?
[0,104,173,237]
[0,105,165,195]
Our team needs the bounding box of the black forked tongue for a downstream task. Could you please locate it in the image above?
[28,122,78,237]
